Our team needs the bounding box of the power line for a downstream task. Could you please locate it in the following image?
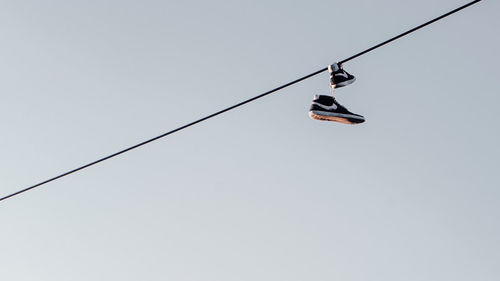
[339,0,483,65]
[0,68,327,203]
[0,0,483,203]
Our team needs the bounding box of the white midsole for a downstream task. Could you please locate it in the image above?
[310,110,364,120]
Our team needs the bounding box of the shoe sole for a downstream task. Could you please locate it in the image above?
[334,77,356,88]
[309,111,365,125]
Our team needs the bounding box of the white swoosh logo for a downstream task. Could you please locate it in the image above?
[335,72,349,79]
[313,102,337,111]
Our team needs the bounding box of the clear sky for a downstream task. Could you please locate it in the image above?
[1,0,499,280]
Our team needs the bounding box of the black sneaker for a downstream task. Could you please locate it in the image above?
[309,95,365,124]
[329,63,356,88]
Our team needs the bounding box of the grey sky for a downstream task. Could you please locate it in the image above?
[1,0,499,280]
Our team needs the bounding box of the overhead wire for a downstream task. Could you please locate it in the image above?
[0,0,483,203]
[339,0,483,65]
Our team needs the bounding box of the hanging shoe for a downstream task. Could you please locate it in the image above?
[309,95,365,124]
[329,63,356,88]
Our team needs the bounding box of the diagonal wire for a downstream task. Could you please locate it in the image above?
[0,68,327,202]
[339,0,483,65]
[0,0,483,203]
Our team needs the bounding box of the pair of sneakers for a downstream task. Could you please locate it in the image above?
[309,63,365,124]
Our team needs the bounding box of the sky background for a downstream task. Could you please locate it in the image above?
[1,0,499,280]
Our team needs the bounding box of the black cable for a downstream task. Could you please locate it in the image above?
[339,0,483,64]
[0,68,327,203]
[0,0,483,203]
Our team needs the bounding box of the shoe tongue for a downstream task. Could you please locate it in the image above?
[314,94,322,100]
[329,63,339,72]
